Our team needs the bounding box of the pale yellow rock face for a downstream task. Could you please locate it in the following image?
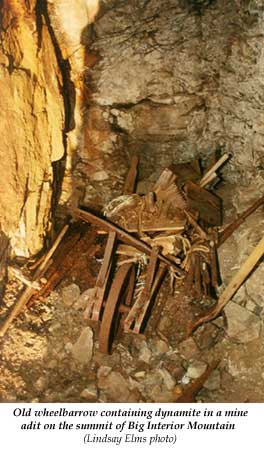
[0,0,65,256]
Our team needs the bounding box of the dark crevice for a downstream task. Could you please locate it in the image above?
[34,0,76,228]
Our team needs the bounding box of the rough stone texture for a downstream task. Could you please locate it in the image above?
[178,336,200,360]
[61,283,81,306]
[71,326,94,364]
[203,369,221,391]
[225,301,261,343]
[0,0,65,256]
[69,0,264,208]
[80,383,98,401]
[157,368,176,390]
[246,264,264,307]
[0,230,9,298]
[99,371,130,402]
[47,0,101,206]
[187,360,208,379]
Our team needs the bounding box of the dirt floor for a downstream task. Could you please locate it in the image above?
[0,181,264,403]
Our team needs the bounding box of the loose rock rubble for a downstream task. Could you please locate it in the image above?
[0,184,264,403]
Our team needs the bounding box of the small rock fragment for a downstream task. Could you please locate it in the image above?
[64,342,73,354]
[100,371,130,402]
[97,365,112,380]
[61,283,80,306]
[187,360,207,379]
[134,371,146,379]
[152,338,169,354]
[194,323,218,350]
[181,374,190,385]
[203,369,221,391]
[158,368,176,390]
[71,327,93,364]
[80,383,98,401]
[35,376,47,393]
[178,337,200,360]
[74,287,97,311]
[138,342,152,364]
[225,301,261,343]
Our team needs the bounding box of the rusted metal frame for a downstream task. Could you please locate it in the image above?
[123,247,159,333]
[98,262,135,354]
[123,155,139,194]
[68,207,185,276]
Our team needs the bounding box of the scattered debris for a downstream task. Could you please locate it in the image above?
[0,153,264,403]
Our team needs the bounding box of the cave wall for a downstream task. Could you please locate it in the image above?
[1,0,264,257]
[75,0,264,207]
[0,0,65,257]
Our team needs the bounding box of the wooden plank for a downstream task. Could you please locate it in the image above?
[170,160,201,185]
[133,247,159,333]
[123,155,139,194]
[184,180,222,226]
[0,224,69,337]
[200,154,229,187]
[91,231,116,321]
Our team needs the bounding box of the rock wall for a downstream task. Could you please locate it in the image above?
[0,230,9,298]
[76,0,264,207]
[0,0,65,257]
[1,0,264,256]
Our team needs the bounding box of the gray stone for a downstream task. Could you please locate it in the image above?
[158,368,176,390]
[225,301,261,343]
[246,264,264,307]
[246,299,257,313]
[203,370,221,391]
[178,337,200,360]
[151,338,170,354]
[100,371,130,403]
[61,283,80,306]
[97,365,112,379]
[181,374,191,385]
[35,376,47,393]
[80,383,98,401]
[74,287,97,311]
[187,361,208,379]
[138,342,152,364]
[71,327,93,364]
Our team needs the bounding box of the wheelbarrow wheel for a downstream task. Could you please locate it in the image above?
[98,262,136,353]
